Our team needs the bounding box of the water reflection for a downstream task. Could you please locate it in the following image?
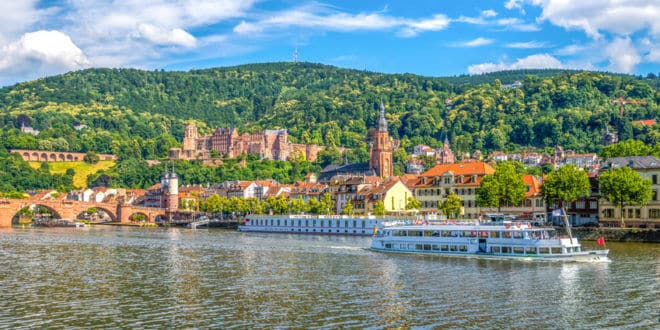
[0,228,657,328]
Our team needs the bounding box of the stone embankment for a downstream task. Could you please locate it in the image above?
[571,228,659,243]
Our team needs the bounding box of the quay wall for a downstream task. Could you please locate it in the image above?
[571,228,659,243]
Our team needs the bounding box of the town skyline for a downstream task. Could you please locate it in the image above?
[1,1,659,87]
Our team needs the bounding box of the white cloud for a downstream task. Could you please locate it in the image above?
[134,24,197,48]
[506,41,546,48]
[452,37,494,47]
[0,1,55,43]
[233,6,449,38]
[0,30,90,85]
[505,0,524,10]
[604,37,641,73]
[555,44,587,55]
[481,10,498,18]
[529,0,660,39]
[468,54,564,74]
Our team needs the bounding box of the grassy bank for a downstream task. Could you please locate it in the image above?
[29,161,115,188]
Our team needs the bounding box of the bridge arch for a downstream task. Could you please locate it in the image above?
[10,204,64,224]
[74,206,117,222]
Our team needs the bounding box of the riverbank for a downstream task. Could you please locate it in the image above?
[571,227,659,243]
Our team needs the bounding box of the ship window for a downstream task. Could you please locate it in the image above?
[353,220,357,228]
[513,247,524,254]
[400,244,406,249]
[490,231,500,238]
[424,244,431,251]
[459,245,467,252]
[362,221,365,229]
[409,230,423,237]
[441,231,450,237]
[502,231,512,238]
[539,247,550,254]
[277,219,280,226]
[501,246,511,254]
[450,245,457,251]
[490,246,501,253]
[464,231,474,237]
[432,245,440,251]
[551,247,562,254]
[479,231,488,237]
[385,244,392,249]
[441,245,449,251]
[513,232,523,239]
[415,244,423,250]
[424,231,434,237]
[525,247,536,254]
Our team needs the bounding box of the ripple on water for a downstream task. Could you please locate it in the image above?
[0,227,657,328]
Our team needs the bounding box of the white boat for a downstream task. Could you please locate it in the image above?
[370,221,609,262]
[238,214,414,236]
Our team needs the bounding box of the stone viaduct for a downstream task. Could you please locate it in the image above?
[10,149,117,162]
[0,197,167,227]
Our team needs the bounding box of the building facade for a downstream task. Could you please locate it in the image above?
[598,156,660,228]
[169,123,324,162]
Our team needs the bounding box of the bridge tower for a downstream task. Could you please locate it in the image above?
[166,165,179,211]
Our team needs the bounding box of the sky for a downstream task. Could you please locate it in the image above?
[0,0,659,87]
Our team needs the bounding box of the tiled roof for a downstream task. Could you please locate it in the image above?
[421,161,495,177]
[522,174,542,197]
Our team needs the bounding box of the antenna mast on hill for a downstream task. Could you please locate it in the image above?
[293,47,299,63]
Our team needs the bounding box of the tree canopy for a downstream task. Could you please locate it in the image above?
[598,166,652,227]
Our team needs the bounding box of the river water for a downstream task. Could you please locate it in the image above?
[0,226,657,329]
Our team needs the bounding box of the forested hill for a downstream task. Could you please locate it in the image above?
[0,62,658,161]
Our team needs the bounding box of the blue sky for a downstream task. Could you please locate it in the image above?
[0,0,658,86]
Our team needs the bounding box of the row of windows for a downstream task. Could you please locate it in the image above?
[415,188,475,196]
[252,218,369,228]
[381,243,578,255]
[388,229,550,239]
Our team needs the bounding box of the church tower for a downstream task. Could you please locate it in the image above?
[370,101,393,177]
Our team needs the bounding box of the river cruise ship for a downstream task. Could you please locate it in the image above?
[238,214,411,236]
[371,221,609,262]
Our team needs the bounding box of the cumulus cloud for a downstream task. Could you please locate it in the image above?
[481,10,498,17]
[468,54,563,74]
[233,6,449,37]
[0,1,54,43]
[452,37,494,47]
[0,30,90,85]
[529,0,660,38]
[134,24,197,48]
[604,37,641,73]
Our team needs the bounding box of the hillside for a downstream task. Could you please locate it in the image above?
[0,62,658,163]
[28,161,115,188]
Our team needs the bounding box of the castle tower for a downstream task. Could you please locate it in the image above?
[166,164,179,211]
[370,100,393,177]
[182,123,198,159]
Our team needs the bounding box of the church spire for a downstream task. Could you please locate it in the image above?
[377,99,388,132]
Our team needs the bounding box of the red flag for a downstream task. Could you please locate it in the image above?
[596,236,605,246]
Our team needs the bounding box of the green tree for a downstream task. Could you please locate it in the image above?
[598,166,652,227]
[83,151,100,164]
[319,192,335,215]
[440,192,462,218]
[541,165,590,237]
[288,197,305,214]
[600,140,653,160]
[342,199,354,215]
[406,196,421,212]
[373,201,386,216]
[476,162,526,211]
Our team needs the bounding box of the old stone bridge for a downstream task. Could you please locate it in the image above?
[0,197,168,227]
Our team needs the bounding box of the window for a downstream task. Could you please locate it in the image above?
[603,209,614,218]
[525,247,536,255]
[513,247,524,254]
[449,245,457,251]
[501,246,511,254]
[653,174,658,185]
[650,209,660,219]
[589,201,597,209]
[551,247,562,254]
[539,247,550,254]
[432,245,440,251]
[653,190,658,201]
[441,245,449,251]
[490,231,500,238]
[576,201,585,209]
[459,245,468,252]
[490,246,501,253]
